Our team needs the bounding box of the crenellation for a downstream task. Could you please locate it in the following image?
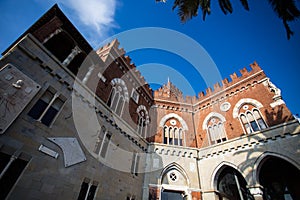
[222,77,229,85]
[205,87,212,96]
[124,55,131,64]
[198,91,205,99]
[239,67,249,76]
[213,82,222,91]
[229,72,239,82]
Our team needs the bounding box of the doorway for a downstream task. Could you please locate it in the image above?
[161,190,184,200]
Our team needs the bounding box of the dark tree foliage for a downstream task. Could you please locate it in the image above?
[156,0,300,39]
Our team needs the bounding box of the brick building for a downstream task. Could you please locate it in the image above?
[0,4,299,200]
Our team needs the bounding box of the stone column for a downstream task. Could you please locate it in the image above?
[62,46,81,66]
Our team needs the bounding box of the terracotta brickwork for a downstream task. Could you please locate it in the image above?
[150,62,294,148]
[191,191,202,200]
[91,39,154,131]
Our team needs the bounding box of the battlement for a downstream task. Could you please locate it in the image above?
[196,61,264,100]
[97,39,153,97]
[96,39,126,62]
[154,61,265,105]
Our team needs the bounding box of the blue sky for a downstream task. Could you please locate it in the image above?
[1,0,299,115]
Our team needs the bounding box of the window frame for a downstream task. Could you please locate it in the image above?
[163,125,185,147]
[131,89,139,104]
[27,86,66,127]
[206,117,227,145]
[93,126,112,159]
[239,108,267,134]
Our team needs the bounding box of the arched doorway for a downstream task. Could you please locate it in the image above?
[160,164,190,200]
[216,166,254,200]
[258,156,300,200]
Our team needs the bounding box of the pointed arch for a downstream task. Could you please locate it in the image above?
[255,153,300,199]
[253,152,300,186]
[212,162,254,200]
[211,162,242,189]
[159,162,190,187]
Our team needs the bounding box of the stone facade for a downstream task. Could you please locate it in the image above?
[0,4,299,200]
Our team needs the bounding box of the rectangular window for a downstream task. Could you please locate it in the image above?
[0,152,29,200]
[131,89,139,104]
[131,152,140,176]
[100,131,112,158]
[28,86,66,126]
[77,178,98,200]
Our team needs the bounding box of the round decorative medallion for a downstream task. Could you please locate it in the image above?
[220,102,231,112]
[170,119,177,126]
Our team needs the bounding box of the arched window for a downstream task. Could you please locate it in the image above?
[163,118,185,146]
[239,107,267,134]
[203,113,227,145]
[136,105,149,138]
[108,78,129,116]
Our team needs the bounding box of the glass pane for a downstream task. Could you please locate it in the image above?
[179,139,183,146]
[244,123,252,134]
[77,181,89,200]
[251,121,260,132]
[161,190,183,200]
[174,138,178,146]
[41,106,58,126]
[28,99,48,120]
[86,185,97,200]
[0,152,11,175]
[0,157,28,200]
[258,119,267,129]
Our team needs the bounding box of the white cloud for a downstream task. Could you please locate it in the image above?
[53,0,118,47]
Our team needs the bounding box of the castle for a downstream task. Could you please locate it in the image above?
[0,4,299,200]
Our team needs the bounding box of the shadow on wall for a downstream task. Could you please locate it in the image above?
[231,111,299,198]
[264,105,294,127]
